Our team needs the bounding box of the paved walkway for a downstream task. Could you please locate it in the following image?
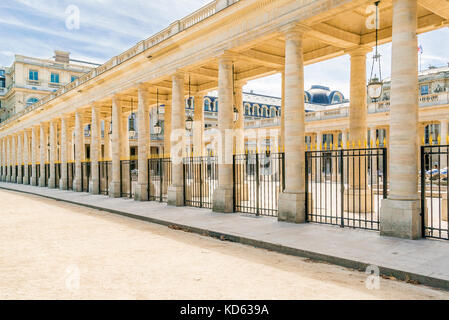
[2,182,449,291]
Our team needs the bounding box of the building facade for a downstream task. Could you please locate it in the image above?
[0,51,93,122]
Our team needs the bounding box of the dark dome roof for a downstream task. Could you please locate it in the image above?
[305,85,345,105]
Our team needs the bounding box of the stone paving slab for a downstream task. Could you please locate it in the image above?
[2,182,449,291]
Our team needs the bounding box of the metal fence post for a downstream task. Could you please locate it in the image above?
[420,145,426,238]
[340,149,344,228]
[256,152,260,216]
[305,151,309,221]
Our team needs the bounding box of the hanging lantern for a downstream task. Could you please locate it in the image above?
[129,98,136,138]
[154,120,162,135]
[367,1,383,101]
[186,113,193,131]
[233,107,239,122]
[185,75,193,131]
[153,89,163,135]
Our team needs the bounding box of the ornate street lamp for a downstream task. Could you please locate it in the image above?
[153,89,162,135]
[185,75,194,131]
[367,1,383,101]
[128,98,136,138]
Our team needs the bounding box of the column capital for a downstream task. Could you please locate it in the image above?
[281,23,310,38]
[172,70,185,81]
[345,45,372,56]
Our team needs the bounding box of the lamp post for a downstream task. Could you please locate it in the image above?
[128,98,136,139]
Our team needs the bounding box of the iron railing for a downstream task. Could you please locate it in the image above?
[183,156,218,208]
[44,163,49,187]
[120,160,137,198]
[421,145,449,240]
[81,161,91,192]
[67,162,74,190]
[55,163,61,188]
[148,158,172,202]
[305,148,387,230]
[233,152,285,216]
[99,161,112,195]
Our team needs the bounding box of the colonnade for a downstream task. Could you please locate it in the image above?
[0,0,425,239]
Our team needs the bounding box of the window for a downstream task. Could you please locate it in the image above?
[0,70,4,76]
[29,70,38,81]
[26,97,39,106]
[71,75,78,82]
[420,84,429,95]
[50,73,60,83]
[204,99,210,111]
[0,78,5,88]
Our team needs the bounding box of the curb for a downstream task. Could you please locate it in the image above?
[1,184,448,291]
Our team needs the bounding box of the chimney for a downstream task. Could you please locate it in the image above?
[54,50,70,64]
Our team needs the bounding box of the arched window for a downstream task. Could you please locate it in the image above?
[244,103,251,116]
[26,97,39,106]
[204,98,210,111]
[254,104,260,117]
[270,108,276,118]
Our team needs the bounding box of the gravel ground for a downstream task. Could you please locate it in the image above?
[0,189,448,300]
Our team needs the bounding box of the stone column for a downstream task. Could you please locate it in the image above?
[193,93,205,156]
[104,119,111,160]
[212,54,235,213]
[280,71,285,150]
[48,120,57,188]
[90,105,101,194]
[135,85,150,201]
[73,112,83,192]
[23,131,29,185]
[1,138,5,181]
[39,124,47,187]
[234,83,245,155]
[370,127,378,179]
[109,96,122,197]
[167,72,185,206]
[121,114,130,159]
[380,0,420,239]
[345,45,372,212]
[5,137,10,182]
[31,126,38,186]
[348,46,371,144]
[11,135,17,183]
[17,132,23,184]
[278,25,308,223]
[163,100,172,157]
[60,116,69,190]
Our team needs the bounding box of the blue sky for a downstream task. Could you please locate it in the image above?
[1,0,448,98]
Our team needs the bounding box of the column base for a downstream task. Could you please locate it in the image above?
[17,176,23,184]
[109,181,121,198]
[39,176,46,187]
[134,182,148,201]
[48,178,56,189]
[344,187,372,212]
[23,176,29,185]
[73,178,82,192]
[212,186,233,213]
[380,198,422,240]
[60,178,68,190]
[89,179,100,195]
[168,185,184,206]
[278,191,306,223]
[31,176,38,186]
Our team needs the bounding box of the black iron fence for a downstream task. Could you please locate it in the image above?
[120,159,137,198]
[305,148,387,230]
[183,156,218,208]
[68,162,75,190]
[81,161,91,192]
[55,163,61,188]
[99,161,112,195]
[148,158,172,202]
[233,152,285,216]
[420,145,449,240]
